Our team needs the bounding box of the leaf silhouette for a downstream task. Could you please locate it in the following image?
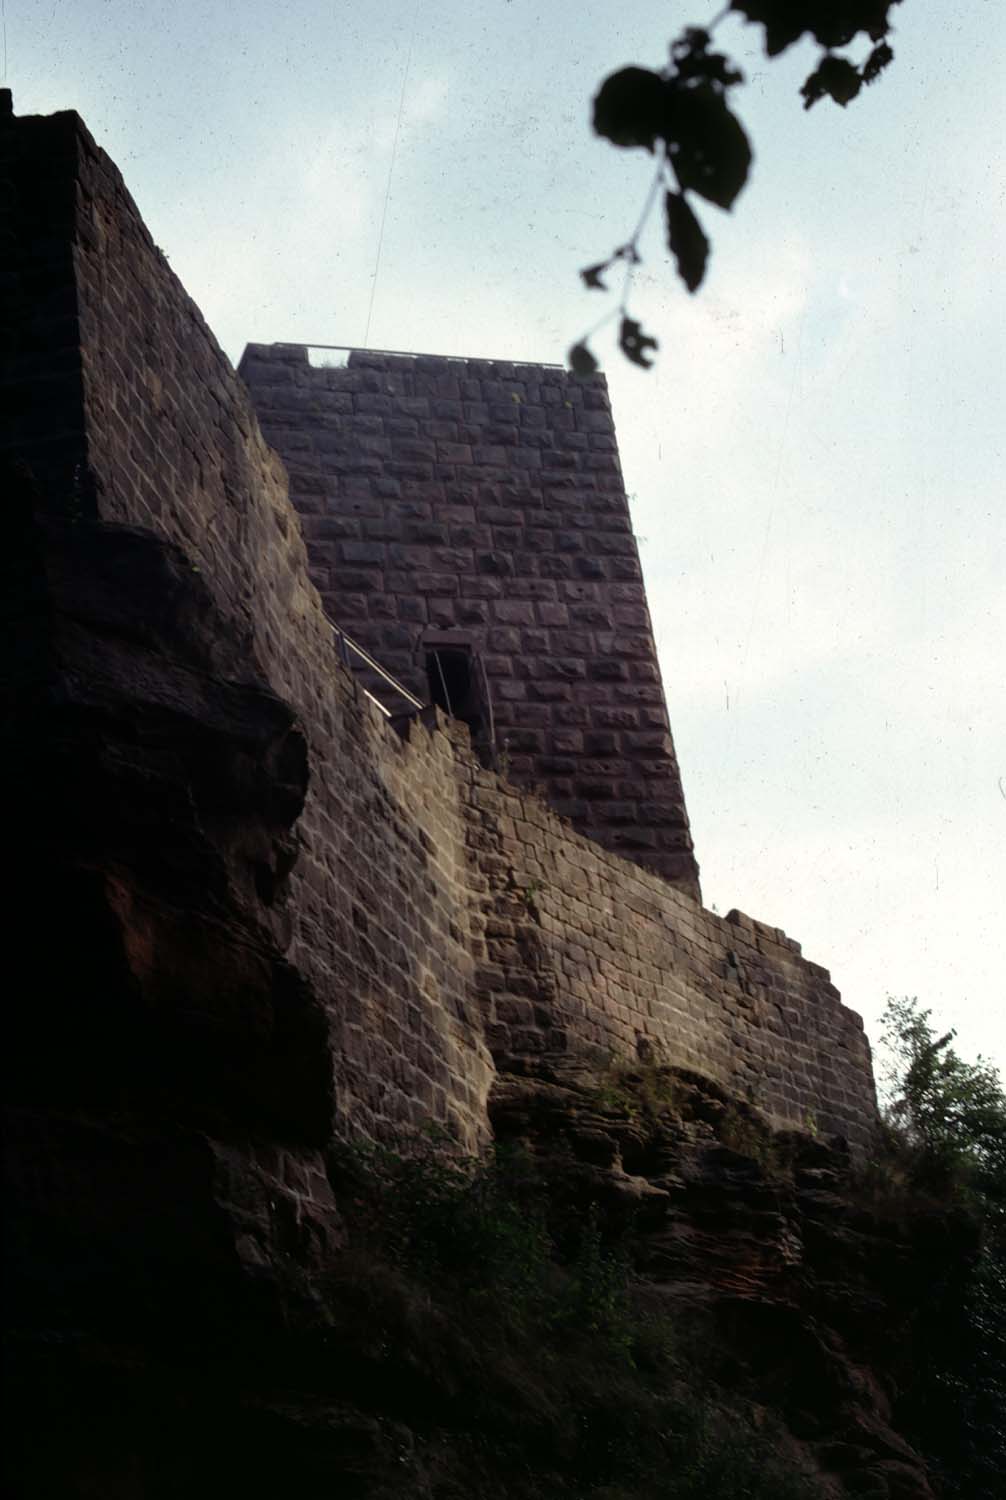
[593,67,671,151]
[580,261,610,291]
[729,0,806,57]
[671,25,743,90]
[568,341,599,377]
[581,0,902,370]
[665,85,752,209]
[863,41,894,85]
[801,56,863,110]
[619,317,658,369]
[665,191,709,293]
[732,0,900,57]
[811,1,900,50]
[671,27,744,89]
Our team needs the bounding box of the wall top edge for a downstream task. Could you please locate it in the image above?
[239,341,606,386]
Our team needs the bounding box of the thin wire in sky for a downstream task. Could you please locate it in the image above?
[363,0,421,348]
[731,308,805,727]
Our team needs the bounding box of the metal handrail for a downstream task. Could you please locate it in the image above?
[430,649,454,719]
[475,649,496,756]
[276,341,565,371]
[333,626,425,718]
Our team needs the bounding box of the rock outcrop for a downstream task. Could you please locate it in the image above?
[492,1066,947,1499]
[4,463,341,1345]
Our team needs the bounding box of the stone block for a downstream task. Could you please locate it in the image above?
[477,550,514,575]
[332,568,384,593]
[589,660,628,682]
[526,680,572,702]
[437,441,474,464]
[339,540,386,566]
[456,599,490,627]
[415,573,461,595]
[493,599,536,626]
[388,543,433,571]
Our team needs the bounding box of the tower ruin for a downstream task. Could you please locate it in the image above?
[240,343,700,898]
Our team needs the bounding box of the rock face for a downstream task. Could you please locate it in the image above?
[7,1038,949,1498]
[4,464,341,1337]
[491,1068,943,1499]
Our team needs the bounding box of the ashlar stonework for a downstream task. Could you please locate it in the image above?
[1,101,878,1166]
[239,344,700,898]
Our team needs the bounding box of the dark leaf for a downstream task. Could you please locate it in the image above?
[729,0,808,56]
[864,0,900,43]
[800,55,863,110]
[670,27,744,90]
[618,317,658,369]
[593,66,671,151]
[665,84,752,210]
[811,1,899,49]
[580,261,610,291]
[568,342,599,378]
[672,26,710,57]
[665,191,709,293]
[732,0,899,57]
[863,41,894,84]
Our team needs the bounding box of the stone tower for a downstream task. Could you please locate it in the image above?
[239,343,700,898]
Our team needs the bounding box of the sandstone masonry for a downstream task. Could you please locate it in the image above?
[1,102,878,1160]
[239,343,700,898]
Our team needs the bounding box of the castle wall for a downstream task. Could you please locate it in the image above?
[2,106,494,1152]
[1,104,877,1155]
[239,344,700,898]
[468,764,876,1146]
[0,95,88,505]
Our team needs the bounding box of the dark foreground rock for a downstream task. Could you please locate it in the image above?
[1,466,957,1500]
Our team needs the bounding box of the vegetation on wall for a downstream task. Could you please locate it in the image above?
[315,1012,1006,1500]
[324,1131,820,1500]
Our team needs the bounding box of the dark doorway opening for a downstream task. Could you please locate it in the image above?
[426,648,484,739]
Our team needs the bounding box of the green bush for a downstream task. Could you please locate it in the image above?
[328,1132,821,1498]
[880,995,1006,1209]
[590,1059,683,1122]
[332,1137,634,1351]
[876,996,1006,1500]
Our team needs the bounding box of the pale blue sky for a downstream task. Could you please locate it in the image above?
[10,0,1005,1068]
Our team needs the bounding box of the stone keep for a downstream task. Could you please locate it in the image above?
[239,345,700,899]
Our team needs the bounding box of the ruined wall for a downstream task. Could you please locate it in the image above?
[0,91,87,503]
[467,766,876,1148]
[240,343,699,898]
[1,103,877,1157]
[1,105,494,1153]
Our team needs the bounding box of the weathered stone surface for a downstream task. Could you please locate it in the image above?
[490,1069,941,1500]
[3,462,340,1333]
[0,101,897,1500]
[0,101,877,1153]
[240,343,701,898]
